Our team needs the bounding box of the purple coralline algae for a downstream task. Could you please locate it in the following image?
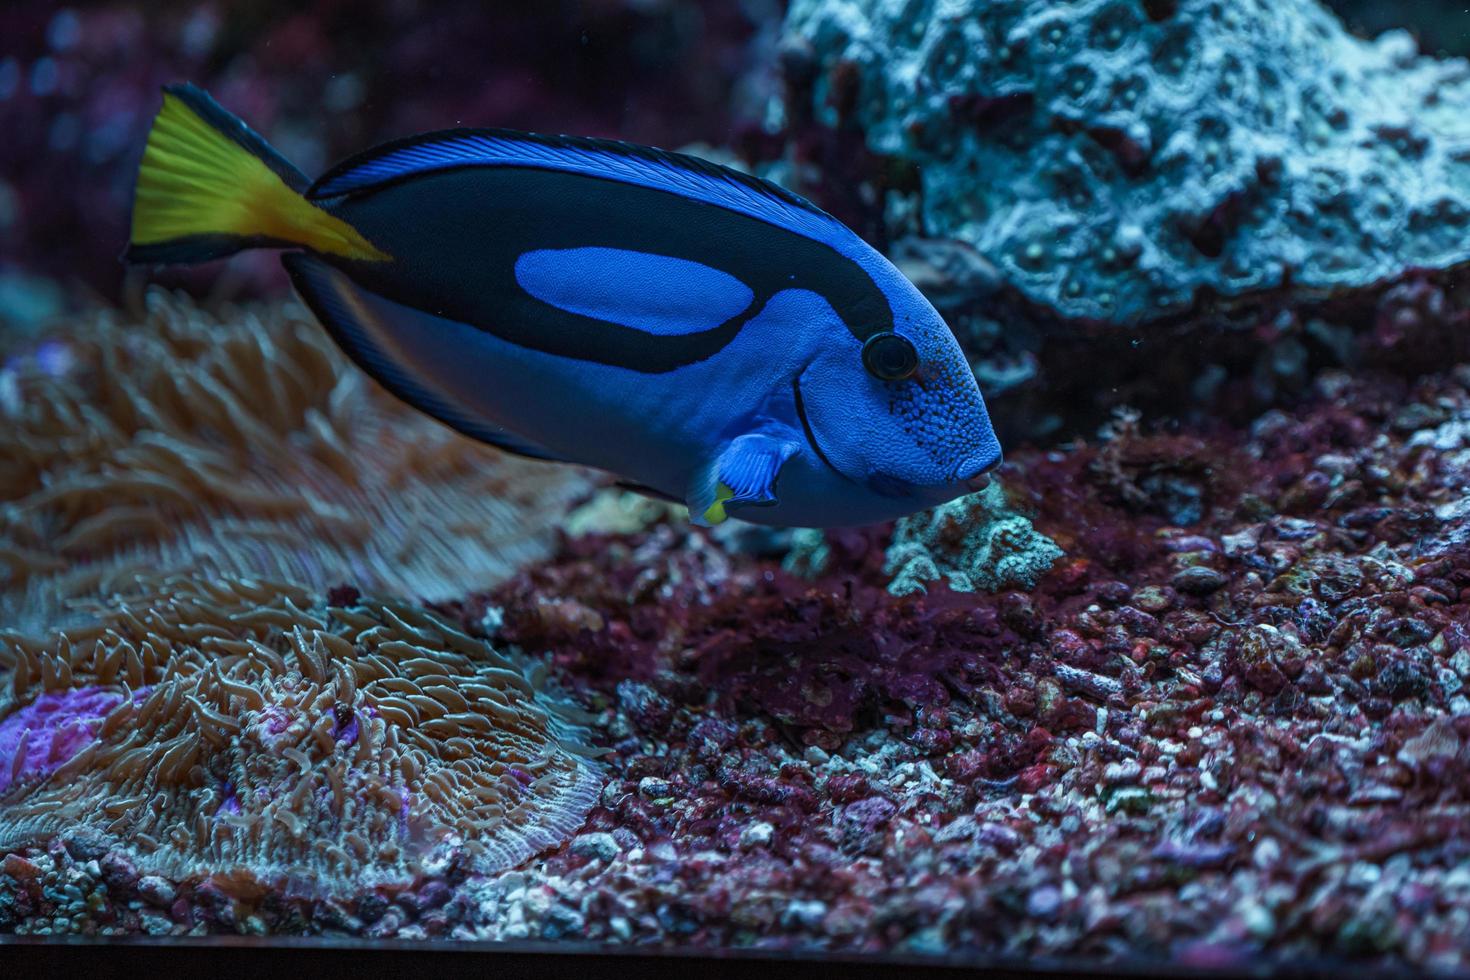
[0,688,130,794]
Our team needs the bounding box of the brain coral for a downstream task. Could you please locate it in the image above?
[0,292,589,633]
[0,575,601,891]
[885,483,1061,595]
[783,0,1470,322]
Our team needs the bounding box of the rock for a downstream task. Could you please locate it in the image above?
[783,0,1470,323]
[637,777,674,802]
[739,822,776,850]
[569,833,621,863]
[137,876,176,908]
[885,482,1063,595]
[1171,566,1227,595]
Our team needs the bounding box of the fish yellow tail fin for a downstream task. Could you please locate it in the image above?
[125,84,388,265]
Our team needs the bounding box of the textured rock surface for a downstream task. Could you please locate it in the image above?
[885,482,1062,595]
[782,0,1470,324]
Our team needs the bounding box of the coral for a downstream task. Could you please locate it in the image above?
[0,292,589,633]
[885,482,1063,595]
[781,0,1470,323]
[0,574,601,893]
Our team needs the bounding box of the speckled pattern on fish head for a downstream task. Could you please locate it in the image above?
[796,262,1001,507]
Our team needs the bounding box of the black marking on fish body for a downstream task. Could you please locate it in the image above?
[316,166,893,373]
[283,251,570,464]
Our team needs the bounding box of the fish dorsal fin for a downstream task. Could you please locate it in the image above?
[307,129,853,250]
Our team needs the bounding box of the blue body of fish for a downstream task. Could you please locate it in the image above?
[127,85,1002,528]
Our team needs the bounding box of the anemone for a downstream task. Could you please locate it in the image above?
[0,574,602,892]
[0,291,589,632]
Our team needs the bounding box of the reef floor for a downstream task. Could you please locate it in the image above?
[5,356,1470,972]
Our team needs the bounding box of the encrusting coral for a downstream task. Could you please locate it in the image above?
[885,482,1062,595]
[0,291,589,633]
[0,574,601,892]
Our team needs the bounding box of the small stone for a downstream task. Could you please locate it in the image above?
[1132,586,1176,613]
[1104,786,1154,815]
[1026,884,1062,919]
[139,910,174,936]
[739,822,775,849]
[1,855,42,881]
[637,776,674,801]
[1239,901,1275,941]
[1102,760,1142,785]
[569,832,620,863]
[137,876,175,908]
[779,898,827,930]
[1171,566,1227,595]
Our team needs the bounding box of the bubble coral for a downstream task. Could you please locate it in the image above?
[885,483,1062,595]
[0,574,601,892]
[0,291,589,632]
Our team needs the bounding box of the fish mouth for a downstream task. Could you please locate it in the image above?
[791,373,847,480]
[954,450,1003,491]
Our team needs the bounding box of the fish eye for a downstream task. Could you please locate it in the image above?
[861,332,919,381]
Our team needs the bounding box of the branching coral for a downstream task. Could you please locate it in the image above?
[885,483,1062,595]
[0,575,601,892]
[0,291,590,632]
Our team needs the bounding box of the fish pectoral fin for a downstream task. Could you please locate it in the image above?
[687,431,800,526]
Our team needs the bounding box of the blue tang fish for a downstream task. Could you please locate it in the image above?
[126,84,1002,528]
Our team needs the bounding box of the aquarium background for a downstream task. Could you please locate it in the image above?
[4,0,1470,971]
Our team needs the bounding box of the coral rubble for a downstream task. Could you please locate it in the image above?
[458,361,1470,969]
[782,0,1470,324]
[0,292,589,633]
[885,482,1062,595]
[0,575,600,893]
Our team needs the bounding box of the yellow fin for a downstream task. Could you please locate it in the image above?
[701,483,736,525]
[129,88,388,263]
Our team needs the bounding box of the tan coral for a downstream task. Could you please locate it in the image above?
[0,574,602,891]
[0,291,590,632]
